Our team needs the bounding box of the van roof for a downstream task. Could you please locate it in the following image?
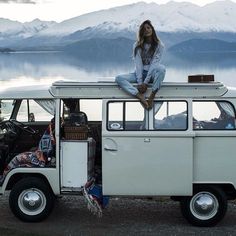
[50,81,229,99]
[0,84,53,99]
[0,80,233,99]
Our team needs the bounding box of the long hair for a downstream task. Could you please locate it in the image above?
[134,20,161,57]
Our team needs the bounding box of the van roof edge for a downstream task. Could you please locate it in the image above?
[52,81,224,88]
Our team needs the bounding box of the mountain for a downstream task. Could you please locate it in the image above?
[61,22,135,45]
[0,18,56,36]
[169,38,236,52]
[37,0,236,37]
[1,1,236,50]
[0,47,14,53]
[0,18,56,47]
[20,19,57,37]
[63,37,134,61]
[0,18,22,33]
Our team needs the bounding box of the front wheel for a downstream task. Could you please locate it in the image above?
[9,177,54,222]
[180,185,227,227]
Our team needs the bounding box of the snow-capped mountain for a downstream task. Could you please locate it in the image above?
[0,18,56,38]
[38,0,236,36]
[20,19,57,37]
[1,0,236,49]
[0,18,22,34]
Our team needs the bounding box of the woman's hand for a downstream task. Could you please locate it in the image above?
[138,83,148,94]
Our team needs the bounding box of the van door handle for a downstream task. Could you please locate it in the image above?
[144,138,150,142]
[104,145,117,151]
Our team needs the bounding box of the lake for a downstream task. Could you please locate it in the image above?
[0,51,236,88]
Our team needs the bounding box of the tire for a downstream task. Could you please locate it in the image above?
[9,177,54,222]
[180,185,227,227]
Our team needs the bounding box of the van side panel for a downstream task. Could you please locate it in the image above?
[193,136,236,187]
[102,135,193,196]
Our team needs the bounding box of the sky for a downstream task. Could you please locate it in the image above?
[0,0,236,23]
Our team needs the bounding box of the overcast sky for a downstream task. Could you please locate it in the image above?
[0,0,235,23]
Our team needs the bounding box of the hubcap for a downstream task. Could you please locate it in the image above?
[190,191,219,220]
[18,188,46,216]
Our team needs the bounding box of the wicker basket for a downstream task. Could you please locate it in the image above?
[64,125,89,140]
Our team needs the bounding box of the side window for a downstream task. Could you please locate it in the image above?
[61,99,102,122]
[154,101,187,130]
[108,102,123,130]
[80,99,102,121]
[17,100,53,122]
[193,101,236,130]
[108,101,145,131]
[125,102,145,130]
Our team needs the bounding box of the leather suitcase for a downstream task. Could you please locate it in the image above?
[188,74,214,83]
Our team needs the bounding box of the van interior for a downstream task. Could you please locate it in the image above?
[0,98,103,179]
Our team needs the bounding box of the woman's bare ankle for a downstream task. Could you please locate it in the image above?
[136,93,149,109]
[147,91,157,109]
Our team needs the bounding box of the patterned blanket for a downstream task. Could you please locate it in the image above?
[1,119,55,183]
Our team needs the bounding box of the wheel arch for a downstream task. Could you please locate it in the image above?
[171,183,236,201]
[193,183,236,200]
[6,173,55,195]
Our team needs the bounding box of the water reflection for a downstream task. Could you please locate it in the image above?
[0,51,236,87]
[163,52,236,86]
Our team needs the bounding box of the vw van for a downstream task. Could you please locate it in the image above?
[0,80,236,227]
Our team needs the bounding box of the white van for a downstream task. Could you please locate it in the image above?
[0,80,236,227]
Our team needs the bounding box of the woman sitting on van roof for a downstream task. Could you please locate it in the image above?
[115,20,166,109]
[0,118,55,185]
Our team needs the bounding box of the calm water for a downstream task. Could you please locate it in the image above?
[0,51,236,88]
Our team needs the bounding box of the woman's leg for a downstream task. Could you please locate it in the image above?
[115,73,139,96]
[115,73,148,109]
[151,64,166,92]
[148,64,166,109]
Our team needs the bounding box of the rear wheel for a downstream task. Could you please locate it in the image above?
[9,177,54,222]
[180,185,227,227]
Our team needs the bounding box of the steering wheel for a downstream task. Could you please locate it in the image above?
[0,120,17,136]
[9,119,37,134]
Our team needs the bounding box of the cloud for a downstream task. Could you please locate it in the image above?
[0,0,37,3]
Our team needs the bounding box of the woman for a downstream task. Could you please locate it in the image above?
[115,20,166,109]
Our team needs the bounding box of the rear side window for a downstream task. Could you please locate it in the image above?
[108,101,145,131]
[193,101,236,130]
[153,101,187,130]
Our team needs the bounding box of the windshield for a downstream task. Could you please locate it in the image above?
[0,100,14,122]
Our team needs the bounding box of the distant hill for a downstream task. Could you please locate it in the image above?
[63,37,134,61]
[0,47,14,53]
[169,39,236,52]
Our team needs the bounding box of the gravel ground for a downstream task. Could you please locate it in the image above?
[0,194,236,236]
